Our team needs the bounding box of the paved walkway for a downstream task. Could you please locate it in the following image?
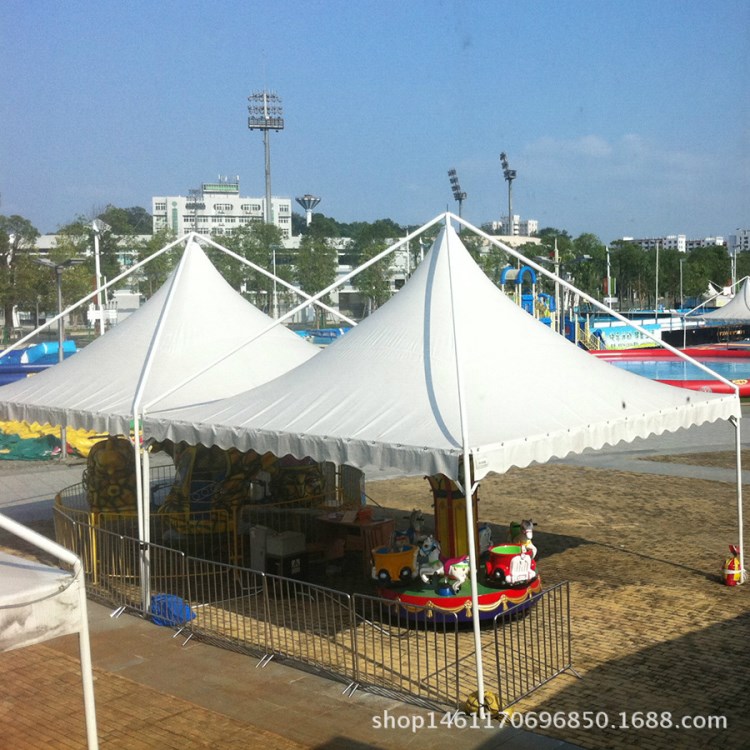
[2,599,579,750]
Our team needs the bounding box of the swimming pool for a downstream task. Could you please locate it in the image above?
[592,347,750,396]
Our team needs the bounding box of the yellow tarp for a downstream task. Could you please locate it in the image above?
[0,420,109,458]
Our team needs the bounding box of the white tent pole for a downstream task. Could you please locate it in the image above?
[129,235,194,612]
[141,215,446,414]
[141,439,152,603]
[443,216,486,710]
[198,234,356,327]
[0,233,190,361]
[451,213,740,392]
[731,415,746,583]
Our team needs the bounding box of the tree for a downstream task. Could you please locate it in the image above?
[295,233,338,327]
[570,233,606,299]
[98,205,153,236]
[220,222,286,314]
[135,227,179,298]
[609,240,650,308]
[350,224,394,315]
[0,215,41,341]
[475,242,510,285]
[685,245,731,300]
[299,213,341,238]
[56,217,122,284]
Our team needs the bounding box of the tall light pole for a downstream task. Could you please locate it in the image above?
[270,244,281,320]
[605,245,612,307]
[248,90,284,226]
[554,238,561,334]
[655,240,660,320]
[186,187,205,233]
[500,152,517,237]
[91,219,110,336]
[679,257,686,309]
[35,257,84,461]
[448,169,467,225]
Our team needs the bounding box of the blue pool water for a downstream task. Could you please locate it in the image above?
[609,358,750,381]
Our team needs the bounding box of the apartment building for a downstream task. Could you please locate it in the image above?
[152,179,292,239]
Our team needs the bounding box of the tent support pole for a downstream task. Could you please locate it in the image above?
[730,414,746,583]
[443,214,486,712]
[142,437,152,605]
[130,235,193,613]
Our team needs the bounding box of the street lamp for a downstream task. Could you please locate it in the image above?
[655,240,660,320]
[35,257,84,461]
[499,152,517,237]
[535,246,592,335]
[679,257,686,310]
[447,169,467,224]
[270,243,281,319]
[91,219,110,336]
[248,90,284,226]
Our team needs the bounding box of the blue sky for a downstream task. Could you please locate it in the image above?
[1,0,748,241]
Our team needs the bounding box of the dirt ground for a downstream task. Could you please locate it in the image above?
[367,458,750,750]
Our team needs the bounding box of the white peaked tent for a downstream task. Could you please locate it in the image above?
[0,240,319,435]
[698,277,750,323]
[145,223,739,478]
[143,217,744,708]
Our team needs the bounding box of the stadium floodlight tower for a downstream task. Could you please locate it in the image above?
[248,90,285,225]
[500,151,517,236]
[448,169,467,225]
[296,194,321,227]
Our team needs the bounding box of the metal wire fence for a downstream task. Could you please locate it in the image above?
[53,505,574,712]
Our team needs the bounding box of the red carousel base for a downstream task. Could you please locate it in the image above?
[376,576,543,624]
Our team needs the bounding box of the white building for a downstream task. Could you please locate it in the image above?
[491,215,539,237]
[728,229,750,254]
[621,234,727,253]
[152,179,292,239]
[622,235,688,253]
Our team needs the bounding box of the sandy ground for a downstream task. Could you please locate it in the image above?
[366,460,750,750]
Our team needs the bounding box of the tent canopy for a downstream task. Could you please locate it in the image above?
[697,278,750,322]
[0,240,318,436]
[144,220,740,482]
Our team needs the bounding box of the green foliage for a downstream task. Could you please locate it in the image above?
[296,234,338,327]
[136,228,179,297]
[0,214,41,340]
[352,237,393,314]
[475,242,510,283]
[98,205,152,235]
[220,222,286,314]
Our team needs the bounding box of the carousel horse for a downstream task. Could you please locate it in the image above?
[509,518,537,559]
[394,508,426,549]
[418,535,444,582]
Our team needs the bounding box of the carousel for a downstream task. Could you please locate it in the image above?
[371,475,542,623]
